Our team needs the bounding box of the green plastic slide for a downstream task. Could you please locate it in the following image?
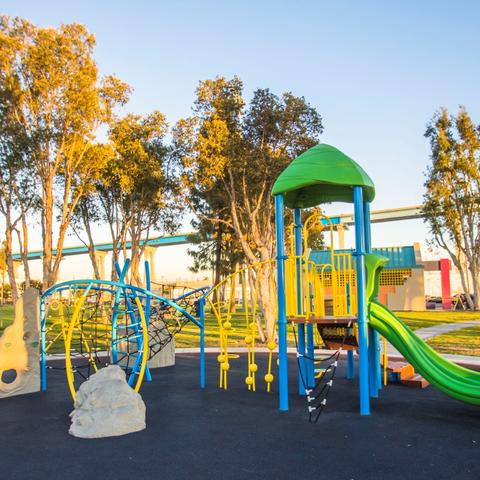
[366,254,480,405]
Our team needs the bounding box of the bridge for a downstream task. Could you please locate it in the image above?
[12,205,423,261]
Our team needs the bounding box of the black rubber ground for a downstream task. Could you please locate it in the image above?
[1,353,480,480]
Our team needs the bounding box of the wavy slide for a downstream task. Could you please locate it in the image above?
[366,254,480,406]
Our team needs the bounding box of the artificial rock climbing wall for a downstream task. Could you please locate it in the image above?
[0,288,40,398]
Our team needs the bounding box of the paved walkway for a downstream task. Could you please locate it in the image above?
[414,320,480,340]
[385,319,480,362]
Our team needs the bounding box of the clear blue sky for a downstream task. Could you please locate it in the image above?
[2,1,479,277]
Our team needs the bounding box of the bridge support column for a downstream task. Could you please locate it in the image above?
[12,260,23,289]
[143,246,157,283]
[93,250,108,279]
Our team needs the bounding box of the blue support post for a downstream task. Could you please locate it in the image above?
[364,202,381,397]
[306,323,315,387]
[275,195,289,411]
[353,187,370,415]
[199,297,206,389]
[294,208,307,395]
[347,351,355,379]
[144,261,153,382]
[40,298,47,391]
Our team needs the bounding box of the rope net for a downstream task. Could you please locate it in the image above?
[147,286,206,358]
[43,286,148,392]
[42,282,205,396]
[292,320,351,423]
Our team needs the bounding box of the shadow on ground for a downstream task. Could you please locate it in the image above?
[1,353,479,480]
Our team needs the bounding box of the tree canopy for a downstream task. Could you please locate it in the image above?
[0,16,129,288]
[174,76,323,339]
[423,106,480,309]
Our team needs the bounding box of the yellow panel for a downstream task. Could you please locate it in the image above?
[379,269,412,286]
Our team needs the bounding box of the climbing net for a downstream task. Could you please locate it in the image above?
[41,279,205,400]
[147,286,209,359]
[42,283,149,399]
[291,320,352,423]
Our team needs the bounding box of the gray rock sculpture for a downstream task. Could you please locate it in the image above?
[69,365,146,438]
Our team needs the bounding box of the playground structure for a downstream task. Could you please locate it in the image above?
[271,143,480,414]
[40,259,209,400]
[3,142,480,422]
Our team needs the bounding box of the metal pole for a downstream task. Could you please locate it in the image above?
[364,202,380,397]
[294,208,306,395]
[144,261,153,382]
[199,297,206,389]
[306,322,315,386]
[347,350,355,379]
[275,195,289,411]
[40,297,47,391]
[353,187,370,415]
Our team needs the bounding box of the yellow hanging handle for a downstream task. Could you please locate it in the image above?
[265,340,276,392]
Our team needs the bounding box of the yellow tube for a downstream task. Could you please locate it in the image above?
[64,291,89,401]
[133,296,149,393]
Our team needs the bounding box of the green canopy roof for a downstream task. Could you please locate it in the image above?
[271,143,375,208]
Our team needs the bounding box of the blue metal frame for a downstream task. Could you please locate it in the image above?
[364,202,381,397]
[347,350,355,379]
[353,186,370,415]
[40,276,203,391]
[275,195,289,411]
[294,208,307,395]
[144,261,153,382]
[199,296,206,389]
[306,323,315,387]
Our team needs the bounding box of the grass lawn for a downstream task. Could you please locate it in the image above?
[0,304,14,331]
[175,311,300,348]
[2,304,479,356]
[393,310,480,330]
[426,325,480,357]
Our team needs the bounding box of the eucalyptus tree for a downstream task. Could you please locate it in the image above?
[423,107,480,310]
[97,111,182,284]
[175,76,323,340]
[0,17,37,299]
[0,16,130,287]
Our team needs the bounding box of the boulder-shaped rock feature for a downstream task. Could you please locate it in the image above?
[69,365,146,438]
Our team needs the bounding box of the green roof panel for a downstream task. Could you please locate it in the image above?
[271,143,375,208]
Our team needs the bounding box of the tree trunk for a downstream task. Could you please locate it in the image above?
[130,241,144,286]
[111,247,119,281]
[82,204,101,279]
[255,263,276,342]
[42,176,54,288]
[21,211,31,288]
[229,263,238,313]
[469,264,480,310]
[212,225,223,302]
[457,263,475,310]
[4,220,19,303]
[247,266,266,343]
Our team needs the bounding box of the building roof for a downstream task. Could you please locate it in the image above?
[309,245,421,270]
[271,143,375,208]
